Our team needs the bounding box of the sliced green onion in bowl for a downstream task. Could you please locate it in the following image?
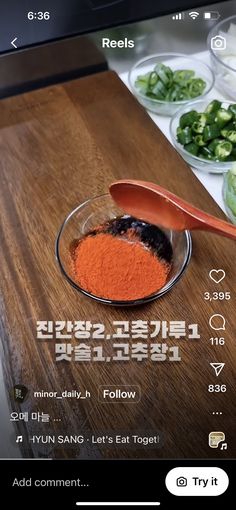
[135,62,207,103]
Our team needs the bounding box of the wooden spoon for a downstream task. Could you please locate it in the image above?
[109,179,236,240]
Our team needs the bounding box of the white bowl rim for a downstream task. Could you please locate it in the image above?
[128,52,215,105]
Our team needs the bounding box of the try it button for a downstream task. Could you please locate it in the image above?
[166,467,229,496]
[98,385,141,403]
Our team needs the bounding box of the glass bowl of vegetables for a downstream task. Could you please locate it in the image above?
[223,164,236,224]
[128,53,214,116]
[207,15,236,101]
[170,99,236,173]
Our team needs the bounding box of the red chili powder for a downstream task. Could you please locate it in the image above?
[71,232,171,301]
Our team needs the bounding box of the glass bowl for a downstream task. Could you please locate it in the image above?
[207,15,236,101]
[170,99,236,174]
[222,171,236,224]
[128,53,214,116]
[55,194,192,306]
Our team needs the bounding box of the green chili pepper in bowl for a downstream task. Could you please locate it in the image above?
[216,109,233,128]
[179,110,199,128]
[194,134,206,146]
[203,124,221,142]
[192,121,205,134]
[228,104,236,118]
[173,99,236,170]
[184,142,199,156]
[199,147,215,160]
[221,130,236,143]
[177,126,192,145]
[215,140,233,160]
[208,138,221,153]
[205,112,216,124]
[220,121,236,133]
[205,100,222,114]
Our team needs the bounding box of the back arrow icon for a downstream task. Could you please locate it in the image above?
[11,37,18,49]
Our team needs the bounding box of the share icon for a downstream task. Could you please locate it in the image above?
[210,363,225,377]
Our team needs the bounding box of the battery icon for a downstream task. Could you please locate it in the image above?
[204,11,220,20]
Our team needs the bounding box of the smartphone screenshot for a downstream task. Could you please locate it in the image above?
[0,0,235,508]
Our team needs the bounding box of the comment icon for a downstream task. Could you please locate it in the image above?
[209,314,226,331]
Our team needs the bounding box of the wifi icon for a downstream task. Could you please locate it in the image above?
[189,11,200,19]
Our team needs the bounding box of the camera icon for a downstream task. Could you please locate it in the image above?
[211,35,226,50]
[176,476,188,487]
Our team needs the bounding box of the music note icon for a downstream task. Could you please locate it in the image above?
[220,443,227,450]
[16,435,23,443]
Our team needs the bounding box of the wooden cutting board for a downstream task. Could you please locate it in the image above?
[0,70,235,459]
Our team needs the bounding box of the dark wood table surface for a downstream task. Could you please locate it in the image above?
[0,70,235,459]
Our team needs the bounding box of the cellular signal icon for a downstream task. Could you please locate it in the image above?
[172,12,185,20]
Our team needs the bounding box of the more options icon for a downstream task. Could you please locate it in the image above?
[211,35,226,50]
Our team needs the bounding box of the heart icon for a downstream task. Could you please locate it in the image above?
[209,269,226,284]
